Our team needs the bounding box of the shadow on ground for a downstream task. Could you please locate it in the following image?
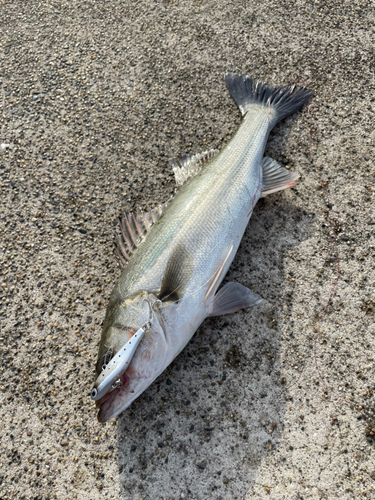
[115,197,313,499]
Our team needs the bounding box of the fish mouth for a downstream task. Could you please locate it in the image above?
[96,364,165,423]
[96,371,130,422]
[96,306,169,423]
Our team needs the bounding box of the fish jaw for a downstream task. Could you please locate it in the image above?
[96,363,164,422]
[96,370,129,421]
[96,300,207,422]
[94,297,169,422]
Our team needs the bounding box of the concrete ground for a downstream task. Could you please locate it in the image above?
[1,0,374,499]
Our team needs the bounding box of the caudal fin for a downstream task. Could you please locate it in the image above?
[225,73,313,126]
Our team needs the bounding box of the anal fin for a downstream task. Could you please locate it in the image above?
[208,282,263,317]
[260,157,300,197]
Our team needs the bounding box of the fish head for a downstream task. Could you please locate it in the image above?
[94,291,168,423]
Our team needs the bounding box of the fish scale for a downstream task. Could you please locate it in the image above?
[92,74,313,422]
[123,110,270,297]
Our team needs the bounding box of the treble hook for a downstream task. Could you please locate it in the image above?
[142,298,153,331]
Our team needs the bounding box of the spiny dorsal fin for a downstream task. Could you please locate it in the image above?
[171,149,218,186]
[260,157,300,197]
[159,243,194,302]
[114,203,168,267]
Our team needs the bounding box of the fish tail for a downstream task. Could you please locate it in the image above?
[225,73,313,126]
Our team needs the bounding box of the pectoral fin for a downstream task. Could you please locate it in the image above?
[159,243,194,302]
[260,157,300,197]
[203,245,233,302]
[208,282,263,317]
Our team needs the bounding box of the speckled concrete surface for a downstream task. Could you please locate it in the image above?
[1,1,374,499]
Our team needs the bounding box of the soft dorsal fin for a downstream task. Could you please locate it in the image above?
[159,243,194,302]
[171,149,218,186]
[114,203,168,267]
[260,157,300,197]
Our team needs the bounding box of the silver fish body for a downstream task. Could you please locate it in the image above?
[93,74,312,422]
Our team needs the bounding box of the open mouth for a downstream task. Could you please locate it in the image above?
[96,371,130,421]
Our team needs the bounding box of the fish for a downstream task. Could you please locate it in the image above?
[91,73,312,422]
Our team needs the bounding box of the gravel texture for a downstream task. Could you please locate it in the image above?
[1,1,374,499]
